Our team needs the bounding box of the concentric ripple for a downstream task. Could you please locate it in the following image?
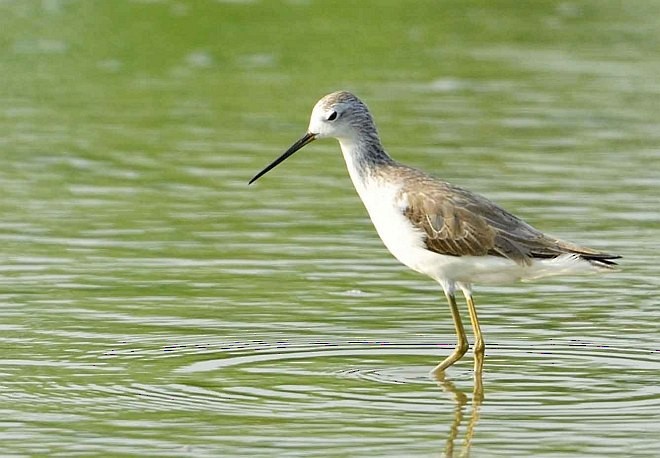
[163,338,660,418]
[177,338,660,375]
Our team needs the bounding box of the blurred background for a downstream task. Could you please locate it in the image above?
[1,1,659,456]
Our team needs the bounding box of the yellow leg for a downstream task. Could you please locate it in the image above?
[472,350,485,402]
[465,293,485,376]
[431,292,469,376]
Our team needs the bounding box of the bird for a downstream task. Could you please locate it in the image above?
[248,90,620,376]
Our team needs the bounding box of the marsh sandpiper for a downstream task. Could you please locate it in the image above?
[249,91,620,376]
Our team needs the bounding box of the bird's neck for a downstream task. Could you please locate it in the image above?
[338,135,395,191]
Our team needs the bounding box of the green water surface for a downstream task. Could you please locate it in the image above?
[1,1,659,456]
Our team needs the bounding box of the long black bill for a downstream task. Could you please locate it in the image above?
[248,132,317,185]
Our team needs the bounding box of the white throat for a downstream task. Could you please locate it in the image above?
[337,136,371,195]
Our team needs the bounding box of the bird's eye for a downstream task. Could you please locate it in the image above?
[327,111,338,121]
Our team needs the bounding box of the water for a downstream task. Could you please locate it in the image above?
[1,1,659,456]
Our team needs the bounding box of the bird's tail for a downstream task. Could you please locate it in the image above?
[577,252,621,269]
[539,239,621,270]
[557,239,621,269]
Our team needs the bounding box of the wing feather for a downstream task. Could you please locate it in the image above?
[397,168,603,266]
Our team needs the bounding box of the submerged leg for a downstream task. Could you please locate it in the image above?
[431,292,469,376]
[460,285,485,375]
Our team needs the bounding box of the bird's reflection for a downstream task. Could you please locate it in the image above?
[434,352,484,457]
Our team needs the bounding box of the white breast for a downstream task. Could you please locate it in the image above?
[338,140,453,280]
[348,172,445,279]
[359,181,426,262]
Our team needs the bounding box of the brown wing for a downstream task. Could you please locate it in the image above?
[399,170,609,266]
[403,190,498,258]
